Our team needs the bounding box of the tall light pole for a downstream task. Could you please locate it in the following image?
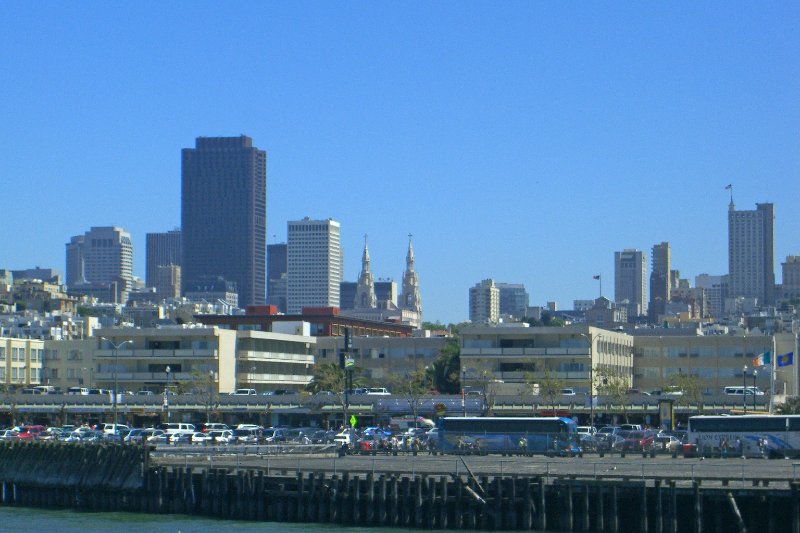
[165,365,172,423]
[207,369,214,424]
[461,367,467,417]
[742,365,747,414]
[753,370,758,412]
[100,337,132,431]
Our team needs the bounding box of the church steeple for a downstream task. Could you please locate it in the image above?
[401,234,422,317]
[354,234,376,309]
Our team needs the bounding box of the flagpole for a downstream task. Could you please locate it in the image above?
[769,336,776,414]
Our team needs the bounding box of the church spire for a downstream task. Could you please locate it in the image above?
[401,234,422,317]
[355,234,376,309]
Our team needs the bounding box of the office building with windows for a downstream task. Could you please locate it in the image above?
[728,201,775,306]
[267,243,288,313]
[181,136,267,307]
[469,279,500,324]
[614,249,647,319]
[287,218,342,314]
[146,229,182,296]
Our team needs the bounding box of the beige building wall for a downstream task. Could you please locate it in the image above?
[632,334,773,395]
[314,336,450,383]
[236,330,316,392]
[0,337,44,388]
[42,338,95,391]
[459,325,633,395]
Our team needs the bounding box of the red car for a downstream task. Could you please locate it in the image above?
[619,430,656,452]
[16,425,46,440]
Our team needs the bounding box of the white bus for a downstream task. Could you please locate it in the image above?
[687,415,800,458]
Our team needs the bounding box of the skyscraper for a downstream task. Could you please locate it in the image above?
[65,226,133,288]
[267,243,288,313]
[287,218,342,314]
[181,136,267,307]
[649,242,670,321]
[614,249,647,318]
[728,201,775,305]
[146,229,182,290]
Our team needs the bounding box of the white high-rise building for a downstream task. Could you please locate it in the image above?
[469,279,499,324]
[614,249,647,319]
[65,226,133,289]
[728,200,774,306]
[287,218,342,314]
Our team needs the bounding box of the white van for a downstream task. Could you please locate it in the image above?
[723,386,764,396]
[364,387,391,396]
[389,416,435,432]
[33,385,56,395]
[230,389,257,396]
[67,387,89,395]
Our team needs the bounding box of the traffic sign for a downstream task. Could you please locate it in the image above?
[350,415,357,427]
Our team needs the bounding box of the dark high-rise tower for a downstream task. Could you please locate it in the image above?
[267,243,287,313]
[181,136,267,306]
[146,229,182,288]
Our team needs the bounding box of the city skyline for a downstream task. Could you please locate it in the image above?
[1,4,798,324]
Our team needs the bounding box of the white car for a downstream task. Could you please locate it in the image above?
[191,431,213,444]
[209,430,235,444]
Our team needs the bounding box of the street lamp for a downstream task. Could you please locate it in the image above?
[742,365,747,414]
[461,367,467,417]
[753,370,758,412]
[165,365,172,423]
[100,337,132,431]
[207,369,214,424]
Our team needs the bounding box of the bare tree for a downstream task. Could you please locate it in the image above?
[536,368,566,414]
[389,363,433,429]
[597,367,629,423]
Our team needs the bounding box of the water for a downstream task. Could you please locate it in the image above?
[0,506,510,532]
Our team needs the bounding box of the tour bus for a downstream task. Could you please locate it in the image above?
[687,415,800,458]
[438,416,580,455]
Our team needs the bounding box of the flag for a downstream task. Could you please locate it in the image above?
[777,352,794,367]
[752,351,771,367]
[725,184,732,190]
[593,275,601,280]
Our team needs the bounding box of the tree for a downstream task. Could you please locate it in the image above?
[597,367,630,423]
[430,339,461,394]
[1,385,18,426]
[535,368,565,413]
[777,397,800,415]
[187,369,218,423]
[389,364,433,429]
[306,363,365,427]
[668,372,703,413]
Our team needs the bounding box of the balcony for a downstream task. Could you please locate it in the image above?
[94,349,217,359]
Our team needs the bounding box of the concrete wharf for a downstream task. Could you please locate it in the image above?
[1,442,799,532]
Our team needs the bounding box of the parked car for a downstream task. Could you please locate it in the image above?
[230,389,257,396]
[261,428,288,443]
[232,428,261,444]
[561,388,577,396]
[620,430,656,452]
[16,425,46,440]
[136,390,154,396]
[653,434,682,453]
[209,430,235,444]
[191,432,213,445]
[102,423,130,435]
[0,429,18,440]
[200,423,230,433]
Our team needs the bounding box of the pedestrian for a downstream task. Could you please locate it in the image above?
[721,438,728,458]
[736,437,742,457]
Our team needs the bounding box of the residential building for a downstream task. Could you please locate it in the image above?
[0,337,44,388]
[11,267,61,285]
[469,279,499,324]
[181,135,267,307]
[728,201,775,305]
[695,274,726,319]
[146,229,182,295]
[287,218,342,314]
[267,243,288,313]
[496,283,530,318]
[614,249,647,319]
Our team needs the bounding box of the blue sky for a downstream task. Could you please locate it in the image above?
[1,3,798,324]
